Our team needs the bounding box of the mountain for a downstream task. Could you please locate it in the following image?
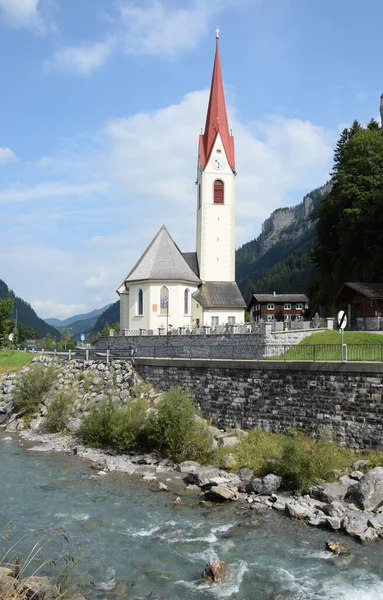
[93,301,120,333]
[236,183,332,305]
[46,305,111,328]
[0,279,60,339]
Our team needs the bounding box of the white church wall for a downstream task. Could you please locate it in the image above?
[120,291,130,331]
[127,281,198,331]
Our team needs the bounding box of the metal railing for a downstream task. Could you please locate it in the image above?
[38,343,383,363]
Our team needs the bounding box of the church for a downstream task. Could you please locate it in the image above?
[117,30,246,332]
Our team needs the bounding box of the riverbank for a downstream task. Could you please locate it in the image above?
[1,355,383,548]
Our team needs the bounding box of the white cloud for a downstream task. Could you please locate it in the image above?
[0,0,49,32]
[117,0,233,57]
[0,147,17,164]
[32,299,88,320]
[0,181,109,203]
[46,0,237,75]
[46,41,114,75]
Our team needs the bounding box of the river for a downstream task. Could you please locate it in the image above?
[1,432,383,600]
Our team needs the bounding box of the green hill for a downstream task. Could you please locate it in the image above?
[0,279,60,339]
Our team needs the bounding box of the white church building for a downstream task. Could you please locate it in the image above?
[118,31,246,333]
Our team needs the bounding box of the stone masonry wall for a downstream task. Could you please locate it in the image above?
[135,359,383,450]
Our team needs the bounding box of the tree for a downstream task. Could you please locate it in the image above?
[0,291,14,346]
[61,328,71,350]
[311,120,383,312]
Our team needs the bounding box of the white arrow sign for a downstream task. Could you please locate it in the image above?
[337,310,347,330]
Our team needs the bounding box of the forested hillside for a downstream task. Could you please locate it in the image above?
[93,301,119,333]
[236,184,331,304]
[0,280,60,339]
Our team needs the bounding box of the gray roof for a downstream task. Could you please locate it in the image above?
[193,282,246,309]
[251,293,308,303]
[182,252,200,278]
[337,282,383,300]
[123,225,201,285]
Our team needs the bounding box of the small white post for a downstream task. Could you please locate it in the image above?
[106,349,110,365]
[86,349,89,361]
[68,349,72,361]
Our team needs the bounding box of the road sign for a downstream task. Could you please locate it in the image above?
[80,334,85,342]
[337,310,347,330]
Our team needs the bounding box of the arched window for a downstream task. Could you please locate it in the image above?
[160,286,169,315]
[184,288,190,315]
[137,288,144,315]
[214,180,224,204]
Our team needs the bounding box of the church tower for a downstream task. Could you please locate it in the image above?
[196,28,236,283]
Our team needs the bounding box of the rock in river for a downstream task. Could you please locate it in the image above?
[202,560,229,584]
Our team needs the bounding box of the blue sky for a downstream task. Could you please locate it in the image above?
[0,0,382,319]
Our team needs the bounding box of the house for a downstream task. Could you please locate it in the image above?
[117,29,246,332]
[249,293,309,322]
[336,282,383,321]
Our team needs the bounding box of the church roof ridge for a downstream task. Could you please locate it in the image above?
[199,35,235,169]
[120,225,201,286]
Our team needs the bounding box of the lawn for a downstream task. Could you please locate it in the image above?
[0,350,34,376]
[267,330,383,361]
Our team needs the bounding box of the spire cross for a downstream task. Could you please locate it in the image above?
[216,25,220,40]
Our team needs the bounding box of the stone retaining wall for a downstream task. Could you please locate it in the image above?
[135,359,383,450]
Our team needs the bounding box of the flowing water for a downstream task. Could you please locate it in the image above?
[1,432,383,600]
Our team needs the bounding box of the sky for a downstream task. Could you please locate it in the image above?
[0,0,382,319]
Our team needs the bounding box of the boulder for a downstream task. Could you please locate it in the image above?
[350,470,364,481]
[187,467,220,487]
[353,459,370,471]
[177,461,201,473]
[326,541,351,555]
[345,467,383,512]
[342,512,369,537]
[209,485,238,501]
[27,443,54,452]
[247,474,282,495]
[202,560,229,584]
[326,516,342,530]
[357,527,379,544]
[309,482,348,503]
[238,468,254,483]
[21,576,59,600]
[285,501,310,520]
[218,436,240,448]
[0,567,13,578]
[323,500,346,518]
[0,575,15,596]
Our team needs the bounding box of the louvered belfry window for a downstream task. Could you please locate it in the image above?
[214,180,224,204]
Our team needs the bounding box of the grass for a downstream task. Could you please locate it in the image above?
[0,351,34,377]
[268,330,383,361]
[12,363,58,417]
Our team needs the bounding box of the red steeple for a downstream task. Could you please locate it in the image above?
[199,32,235,170]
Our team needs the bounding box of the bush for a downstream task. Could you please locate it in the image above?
[149,387,214,462]
[45,390,73,433]
[278,430,355,488]
[79,397,149,452]
[12,363,58,416]
[217,428,285,473]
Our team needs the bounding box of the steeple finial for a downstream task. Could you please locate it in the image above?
[216,25,220,40]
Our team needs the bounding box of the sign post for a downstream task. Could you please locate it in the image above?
[337,310,347,362]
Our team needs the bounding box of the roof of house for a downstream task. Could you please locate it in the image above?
[337,282,383,300]
[121,225,201,286]
[193,281,246,309]
[199,40,235,169]
[251,293,308,303]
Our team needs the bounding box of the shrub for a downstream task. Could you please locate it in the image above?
[12,364,58,417]
[79,397,149,452]
[149,387,214,462]
[278,430,355,488]
[45,391,73,433]
[217,428,285,473]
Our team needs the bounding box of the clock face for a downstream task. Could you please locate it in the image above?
[212,156,226,170]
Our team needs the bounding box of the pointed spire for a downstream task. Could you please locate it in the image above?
[199,29,235,169]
